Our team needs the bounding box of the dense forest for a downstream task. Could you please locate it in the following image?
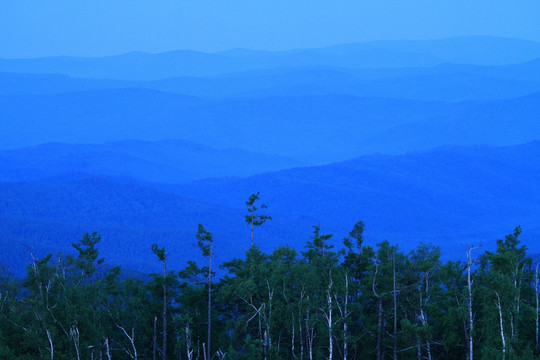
[1,203,538,360]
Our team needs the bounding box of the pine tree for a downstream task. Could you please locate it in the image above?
[245,192,272,247]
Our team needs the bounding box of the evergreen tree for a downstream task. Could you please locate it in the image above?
[245,192,272,247]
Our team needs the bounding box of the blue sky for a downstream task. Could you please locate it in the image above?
[2,0,540,58]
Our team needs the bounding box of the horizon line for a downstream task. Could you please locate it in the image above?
[2,34,539,61]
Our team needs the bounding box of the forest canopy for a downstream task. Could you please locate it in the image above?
[0,221,538,360]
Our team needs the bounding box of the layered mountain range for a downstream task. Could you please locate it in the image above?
[1,36,539,274]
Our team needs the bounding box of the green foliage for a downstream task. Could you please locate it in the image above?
[151,243,167,262]
[70,232,104,278]
[196,224,213,258]
[245,192,272,227]
[245,192,272,247]
[2,222,540,360]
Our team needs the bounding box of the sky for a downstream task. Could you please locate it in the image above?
[1,0,540,58]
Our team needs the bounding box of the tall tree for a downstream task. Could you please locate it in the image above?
[196,224,214,360]
[245,192,272,247]
[465,245,480,360]
[302,225,339,360]
[221,246,273,359]
[151,244,168,360]
[342,220,375,360]
[477,227,534,358]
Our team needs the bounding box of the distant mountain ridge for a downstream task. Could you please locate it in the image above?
[2,36,540,164]
[1,141,539,275]
[0,139,305,183]
[3,58,540,99]
[1,88,539,163]
[1,36,540,80]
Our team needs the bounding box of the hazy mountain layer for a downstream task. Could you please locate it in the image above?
[0,139,304,183]
[1,36,540,80]
[1,88,539,163]
[3,62,540,102]
[1,142,538,275]
[2,36,539,274]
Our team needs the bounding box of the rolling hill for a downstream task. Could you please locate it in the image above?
[2,58,540,101]
[1,141,539,275]
[0,139,304,183]
[1,88,539,163]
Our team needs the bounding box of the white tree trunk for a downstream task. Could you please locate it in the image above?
[264,279,274,360]
[46,328,54,360]
[535,264,540,346]
[419,277,432,360]
[326,276,333,360]
[163,259,168,360]
[496,292,506,360]
[70,326,81,360]
[186,322,193,360]
[343,274,349,360]
[153,315,157,360]
[299,309,304,360]
[105,337,111,360]
[466,246,479,360]
[291,314,295,358]
[393,253,397,360]
[117,324,138,359]
[305,309,315,360]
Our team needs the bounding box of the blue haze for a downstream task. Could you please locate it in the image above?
[2,1,540,57]
[1,34,540,273]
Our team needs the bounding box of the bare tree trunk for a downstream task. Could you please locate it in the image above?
[466,246,479,360]
[510,314,515,341]
[291,314,295,358]
[117,324,138,359]
[377,298,383,360]
[186,322,193,360]
[105,337,111,360]
[420,277,432,360]
[305,309,315,360]
[299,309,304,360]
[207,242,213,360]
[264,279,274,360]
[534,263,540,346]
[216,349,227,360]
[327,279,333,360]
[420,307,433,360]
[393,252,397,360]
[163,258,168,360]
[343,318,348,360]
[46,328,54,360]
[153,315,157,360]
[513,263,525,340]
[70,326,81,360]
[496,292,506,360]
[343,274,349,360]
[372,261,384,360]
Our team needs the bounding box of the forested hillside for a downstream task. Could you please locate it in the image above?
[2,141,539,276]
[1,221,538,359]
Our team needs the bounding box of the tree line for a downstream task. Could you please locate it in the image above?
[0,194,539,360]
